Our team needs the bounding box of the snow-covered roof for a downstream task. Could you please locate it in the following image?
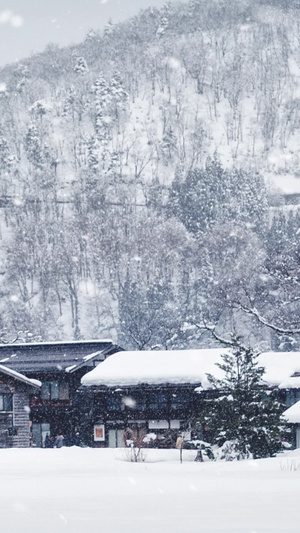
[81,349,229,388]
[278,377,300,389]
[0,364,41,388]
[81,349,300,389]
[283,401,300,424]
[258,352,300,387]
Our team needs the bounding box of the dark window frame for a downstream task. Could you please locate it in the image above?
[170,391,191,411]
[41,381,69,401]
[106,392,122,412]
[148,390,168,411]
[0,393,13,412]
[286,388,300,407]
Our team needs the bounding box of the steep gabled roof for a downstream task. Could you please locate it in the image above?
[0,340,122,374]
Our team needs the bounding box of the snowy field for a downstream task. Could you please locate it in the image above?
[1,447,300,533]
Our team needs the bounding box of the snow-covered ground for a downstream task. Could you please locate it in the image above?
[1,447,300,533]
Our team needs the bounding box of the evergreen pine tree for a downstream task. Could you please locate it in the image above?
[160,127,177,165]
[74,56,89,75]
[0,131,13,172]
[62,86,77,117]
[91,73,112,143]
[201,346,286,458]
[24,123,45,170]
[86,135,100,173]
[167,158,268,236]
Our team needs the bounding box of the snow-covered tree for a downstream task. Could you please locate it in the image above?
[233,211,300,350]
[74,57,89,75]
[0,131,14,184]
[118,278,185,350]
[201,346,286,458]
[0,0,299,343]
[167,158,269,236]
[24,123,47,170]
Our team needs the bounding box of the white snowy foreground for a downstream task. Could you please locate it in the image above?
[0,447,300,533]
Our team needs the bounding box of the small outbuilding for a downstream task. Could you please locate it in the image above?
[0,364,40,448]
[0,339,122,447]
[80,349,228,447]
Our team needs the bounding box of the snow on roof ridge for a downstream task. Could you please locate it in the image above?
[0,364,41,388]
[83,350,104,362]
[65,350,110,373]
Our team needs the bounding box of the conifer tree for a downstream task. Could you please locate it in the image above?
[74,56,89,75]
[167,158,268,236]
[201,346,286,458]
[0,132,13,172]
[24,123,46,170]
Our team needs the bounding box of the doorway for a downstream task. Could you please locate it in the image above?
[32,422,50,447]
[108,428,124,447]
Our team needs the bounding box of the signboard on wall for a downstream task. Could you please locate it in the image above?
[94,424,105,441]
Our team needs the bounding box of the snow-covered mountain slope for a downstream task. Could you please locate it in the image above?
[0,0,299,344]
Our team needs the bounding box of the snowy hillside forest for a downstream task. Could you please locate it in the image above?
[0,0,300,348]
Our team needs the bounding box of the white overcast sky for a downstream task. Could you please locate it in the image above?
[0,0,187,67]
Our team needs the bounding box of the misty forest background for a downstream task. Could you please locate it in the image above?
[0,0,299,350]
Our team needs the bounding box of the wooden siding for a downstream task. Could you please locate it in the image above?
[12,390,31,448]
[0,374,35,448]
[0,412,13,448]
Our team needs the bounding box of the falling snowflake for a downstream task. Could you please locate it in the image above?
[0,10,13,24]
[122,396,136,409]
[0,10,23,27]
[11,15,23,27]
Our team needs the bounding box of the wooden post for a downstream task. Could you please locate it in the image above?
[176,435,183,463]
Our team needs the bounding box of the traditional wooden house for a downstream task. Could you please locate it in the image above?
[80,349,300,449]
[0,340,122,446]
[80,349,226,448]
[3,343,300,449]
[0,364,40,448]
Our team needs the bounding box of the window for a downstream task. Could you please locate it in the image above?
[59,381,70,400]
[170,392,191,411]
[41,382,58,400]
[124,393,147,411]
[135,394,147,411]
[41,381,69,401]
[286,389,300,407]
[148,391,168,411]
[106,393,122,411]
[0,394,13,412]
